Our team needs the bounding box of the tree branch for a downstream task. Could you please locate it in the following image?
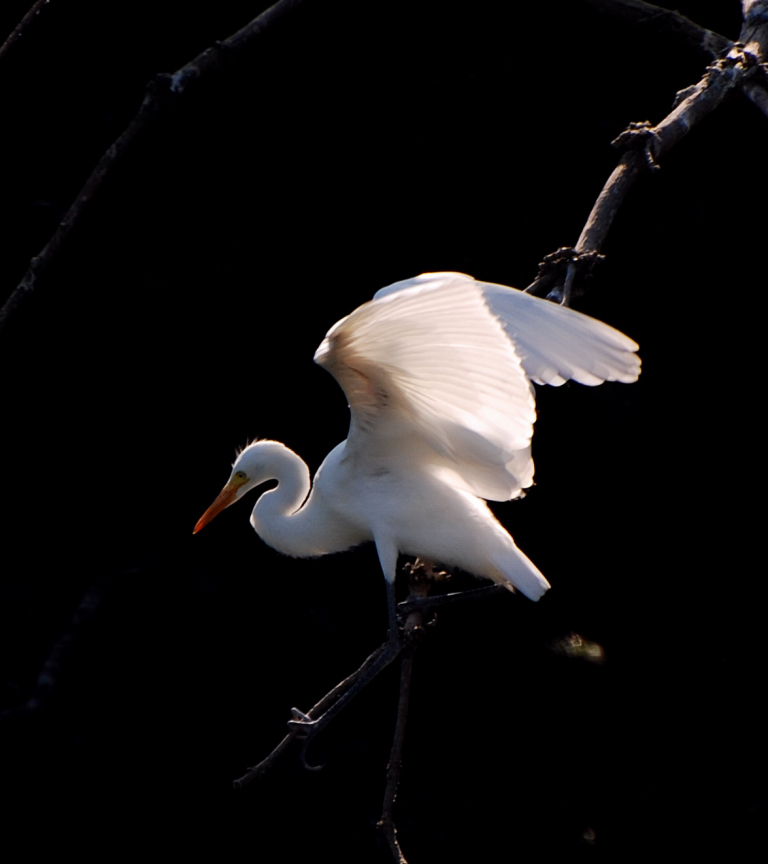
[234,567,457,864]
[0,0,52,66]
[378,641,416,864]
[0,0,306,335]
[233,636,403,789]
[377,574,432,864]
[0,577,109,723]
[575,0,731,58]
[527,3,768,303]
[576,0,768,119]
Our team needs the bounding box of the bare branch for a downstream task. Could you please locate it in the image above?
[578,9,768,253]
[527,15,767,304]
[397,582,508,615]
[233,565,456,864]
[586,50,757,234]
[576,0,768,120]
[233,637,403,789]
[0,0,306,335]
[742,0,768,54]
[741,76,768,117]
[574,0,731,58]
[378,643,415,864]
[0,0,52,65]
[0,577,108,723]
[167,0,307,96]
[740,1,768,117]
[378,575,432,864]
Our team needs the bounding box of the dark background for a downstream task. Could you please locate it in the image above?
[0,1,765,860]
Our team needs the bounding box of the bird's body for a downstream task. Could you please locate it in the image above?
[195,272,640,616]
[242,438,549,602]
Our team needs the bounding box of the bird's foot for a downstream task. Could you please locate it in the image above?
[403,619,427,646]
[404,557,449,583]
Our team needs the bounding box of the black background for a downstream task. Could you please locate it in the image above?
[0,1,765,860]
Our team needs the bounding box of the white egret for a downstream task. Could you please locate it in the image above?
[194,272,640,631]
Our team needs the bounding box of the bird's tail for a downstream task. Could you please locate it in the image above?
[489,545,550,602]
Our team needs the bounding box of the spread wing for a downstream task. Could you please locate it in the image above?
[314,274,536,501]
[375,272,641,386]
[315,271,640,502]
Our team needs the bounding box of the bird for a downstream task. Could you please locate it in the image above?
[194,271,640,633]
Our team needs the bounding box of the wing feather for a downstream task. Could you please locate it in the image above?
[315,274,536,500]
[375,273,640,387]
[316,271,640,502]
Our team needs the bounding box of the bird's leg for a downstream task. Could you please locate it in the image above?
[386,577,399,641]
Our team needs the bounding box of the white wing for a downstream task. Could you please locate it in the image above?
[315,274,536,501]
[375,273,641,387]
[316,272,640,502]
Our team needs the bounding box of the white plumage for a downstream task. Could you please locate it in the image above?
[195,272,639,622]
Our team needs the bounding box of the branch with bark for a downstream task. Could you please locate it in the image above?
[0,0,307,333]
[0,0,51,65]
[527,0,768,304]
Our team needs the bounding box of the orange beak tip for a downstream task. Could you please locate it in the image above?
[193,485,237,536]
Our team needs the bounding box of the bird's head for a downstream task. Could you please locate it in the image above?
[193,441,278,534]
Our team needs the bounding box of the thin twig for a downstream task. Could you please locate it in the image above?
[397,582,508,615]
[0,576,109,723]
[574,0,731,58]
[0,0,51,65]
[0,0,306,335]
[576,0,768,119]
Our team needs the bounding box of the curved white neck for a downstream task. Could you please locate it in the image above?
[248,445,313,555]
[239,440,362,560]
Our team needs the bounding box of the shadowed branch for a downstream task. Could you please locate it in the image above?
[527,0,768,304]
[0,0,52,66]
[0,0,306,334]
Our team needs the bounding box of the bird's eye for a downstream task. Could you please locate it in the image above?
[235,471,247,480]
